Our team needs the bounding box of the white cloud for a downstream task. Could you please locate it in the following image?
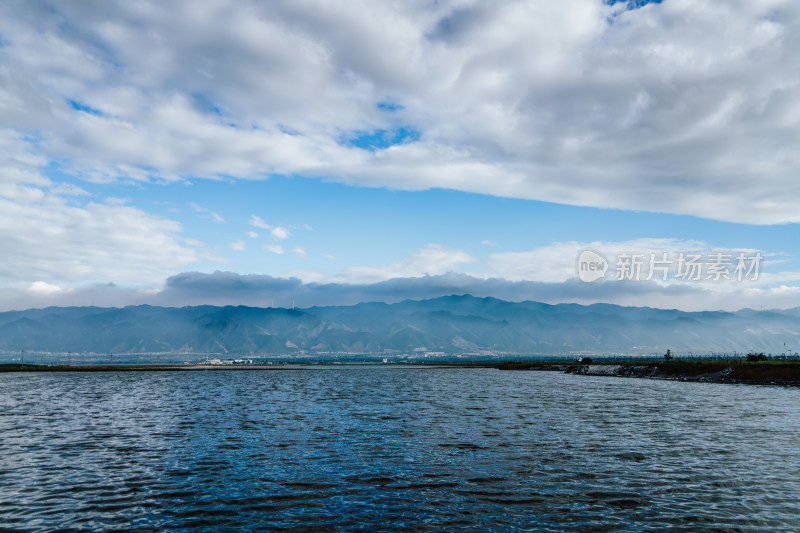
[293,244,477,284]
[248,215,271,229]
[275,237,800,309]
[49,183,90,197]
[248,216,289,240]
[105,197,129,206]
[29,281,63,295]
[0,231,796,311]
[486,238,710,283]
[271,226,290,241]
[191,202,224,222]
[264,244,285,255]
[0,130,203,289]
[4,269,796,313]
[247,215,292,241]
[230,240,246,251]
[0,1,797,223]
[0,196,202,286]
[246,231,258,239]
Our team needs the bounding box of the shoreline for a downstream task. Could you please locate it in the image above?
[497,360,800,386]
[3,360,800,386]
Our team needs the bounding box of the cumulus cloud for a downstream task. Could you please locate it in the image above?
[270,227,290,241]
[292,244,477,284]
[485,238,711,283]
[264,244,285,255]
[0,232,794,312]
[2,270,797,313]
[0,1,797,223]
[29,281,63,295]
[248,215,270,229]
[248,215,290,240]
[0,195,203,284]
[0,130,203,289]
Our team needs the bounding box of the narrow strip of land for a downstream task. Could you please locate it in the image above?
[498,360,800,386]
[2,360,799,386]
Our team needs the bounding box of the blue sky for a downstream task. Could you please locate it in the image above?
[1,0,799,311]
[87,175,797,277]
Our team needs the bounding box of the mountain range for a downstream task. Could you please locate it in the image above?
[0,295,799,358]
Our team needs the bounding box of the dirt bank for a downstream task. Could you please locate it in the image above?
[499,360,800,386]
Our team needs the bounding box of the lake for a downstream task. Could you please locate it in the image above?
[1,367,799,531]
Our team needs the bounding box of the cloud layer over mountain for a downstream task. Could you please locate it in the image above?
[3,270,798,314]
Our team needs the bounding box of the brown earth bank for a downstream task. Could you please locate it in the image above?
[497,360,800,386]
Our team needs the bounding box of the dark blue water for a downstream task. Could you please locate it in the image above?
[1,367,799,531]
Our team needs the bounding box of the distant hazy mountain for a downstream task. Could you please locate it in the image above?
[0,295,798,357]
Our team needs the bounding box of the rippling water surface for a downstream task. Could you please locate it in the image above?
[1,367,799,531]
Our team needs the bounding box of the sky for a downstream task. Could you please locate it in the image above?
[1,0,799,312]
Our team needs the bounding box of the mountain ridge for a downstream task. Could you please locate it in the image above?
[0,295,798,356]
